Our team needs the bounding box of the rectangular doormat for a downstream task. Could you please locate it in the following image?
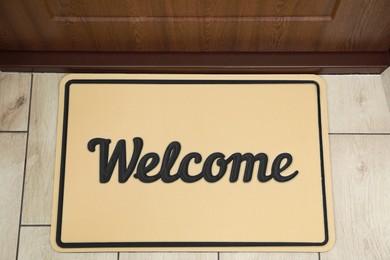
[51,74,334,252]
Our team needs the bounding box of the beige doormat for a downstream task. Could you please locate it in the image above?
[51,74,334,252]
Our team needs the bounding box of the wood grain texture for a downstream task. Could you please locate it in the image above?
[0,51,388,74]
[0,73,31,131]
[0,0,389,51]
[46,0,337,19]
[381,66,390,111]
[120,253,217,260]
[18,227,117,259]
[0,133,26,259]
[322,136,390,259]
[22,74,64,224]
[323,75,390,133]
[219,253,317,260]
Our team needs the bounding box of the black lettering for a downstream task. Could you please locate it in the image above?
[178,153,203,183]
[225,153,269,183]
[87,137,142,183]
[202,153,227,182]
[271,153,298,182]
[88,137,299,184]
[137,153,160,183]
[159,141,181,183]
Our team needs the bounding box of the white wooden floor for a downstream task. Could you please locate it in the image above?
[1,71,390,260]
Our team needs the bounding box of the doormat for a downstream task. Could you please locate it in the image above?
[51,74,334,252]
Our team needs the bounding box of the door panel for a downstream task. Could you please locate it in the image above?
[0,0,389,51]
[46,0,338,19]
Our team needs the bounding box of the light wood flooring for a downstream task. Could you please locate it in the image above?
[1,71,389,260]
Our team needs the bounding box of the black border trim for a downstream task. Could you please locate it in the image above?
[56,79,329,248]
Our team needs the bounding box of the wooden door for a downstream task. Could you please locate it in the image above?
[0,0,389,52]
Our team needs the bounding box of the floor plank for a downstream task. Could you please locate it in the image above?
[18,227,117,259]
[0,133,27,259]
[381,66,390,111]
[120,253,217,260]
[22,74,64,224]
[322,136,390,260]
[219,253,317,260]
[323,75,390,133]
[0,73,31,131]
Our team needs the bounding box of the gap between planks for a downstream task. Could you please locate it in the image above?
[15,74,33,260]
